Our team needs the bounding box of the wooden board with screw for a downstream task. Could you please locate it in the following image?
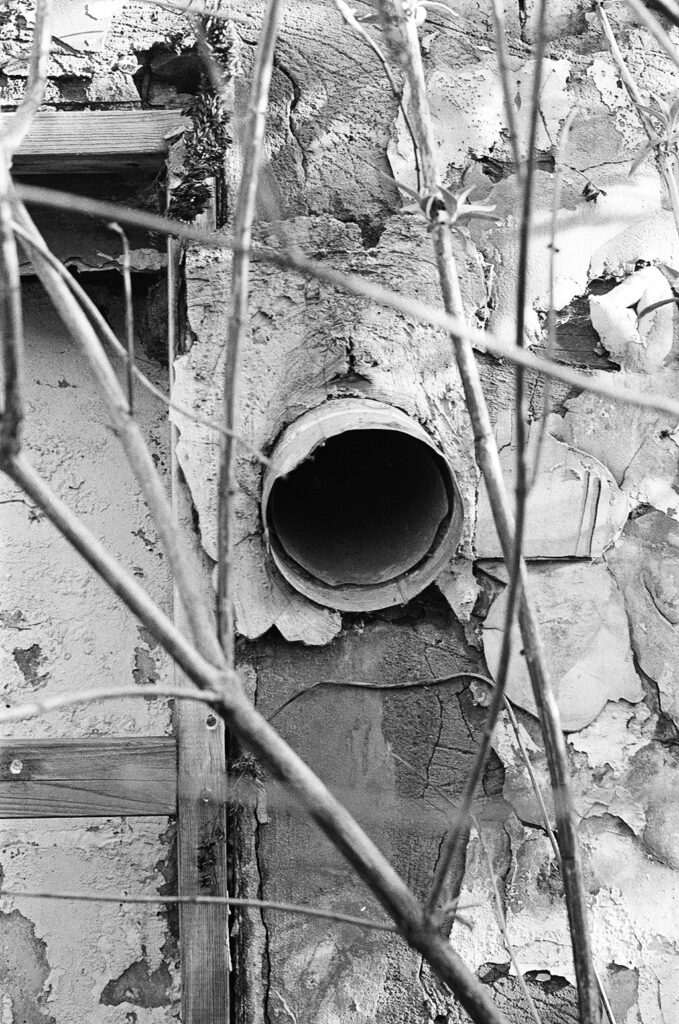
[0,736,177,817]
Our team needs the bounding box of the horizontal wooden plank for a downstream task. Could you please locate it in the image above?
[2,110,188,172]
[0,737,176,817]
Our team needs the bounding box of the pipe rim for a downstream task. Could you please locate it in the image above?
[262,399,464,612]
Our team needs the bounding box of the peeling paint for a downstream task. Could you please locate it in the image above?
[483,561,643,731]
[0,908,55,1024]
[590,266,676,373]
[475,409,629,558]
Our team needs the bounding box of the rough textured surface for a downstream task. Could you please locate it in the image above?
[174,214,484,639]
[239,594,504,1024]
[607,512,679,726]
[482,561,643,730]
[0,280,176,1020]
[475,409,629,558]
[5,0,679,1021]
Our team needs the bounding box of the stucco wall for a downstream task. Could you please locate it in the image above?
[3,0,679,1021]
[0,281,177,1022]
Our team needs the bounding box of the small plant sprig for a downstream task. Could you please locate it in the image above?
[359,0,459,27]
[629,92,679,174]
[168,18,238,222]
[385,175,499,233]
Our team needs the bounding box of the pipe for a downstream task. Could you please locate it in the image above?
[262,399,464,612]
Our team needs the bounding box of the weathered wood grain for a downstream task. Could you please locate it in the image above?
[0,737,176,817]
[4,110,188,171]
[168,225,231,1023]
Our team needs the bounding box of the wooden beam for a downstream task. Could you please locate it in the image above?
[0,737,176,817]
[3,110,188,173]
[168,218,230,1023]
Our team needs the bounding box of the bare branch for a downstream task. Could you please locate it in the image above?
[434,0,554,937]
[596,1,679,236]
[530,107,578,487]
[11,220,275,468]
[16,182,679,422]
[384,6,598,1019]
[12,197,225,669]
[333,0,421,190]
[0,888,397,934]
[489,0,521,172]
[0,685,222,725]
[502,699,618,1024]
[108,222,136,415]
[0,167,24,462]
[217,0,283,664]
[474,823,544,1024]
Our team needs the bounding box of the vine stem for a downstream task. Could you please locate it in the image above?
[11,221,275,467]
[596,0,679,239]
[387,6,599,1021]
[0,888,396,934]
[16,180,679,421]
[4,440,509,1024]
[217,0,284,664]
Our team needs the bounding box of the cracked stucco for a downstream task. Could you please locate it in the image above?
[0,278,176,1020]
[172,2,679,1021]
[4,0,679,1021]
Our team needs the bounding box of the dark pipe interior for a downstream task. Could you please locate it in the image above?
[268,429,451,587]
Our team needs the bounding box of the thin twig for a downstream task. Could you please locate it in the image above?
[530,108,578,488]
[390,748,541,1019]
[11,221,275,468]
[268,672,496,722]
[386,7,598,1019]
[12,197,225,670]
[137,0,256,24]
[596,1,679,238]
[433,0,551,936]
[490,0,521,172]
[0,888,397,933]
[0,165,24,462]
[502,698,618,1024]
[17,182,679,421]
[0,685,222,724]
[0,0,53,459]
[217,0,283,665]
[1,456,508,1024]
[333,0,421,190]
[474,822,544,1024]
[108,223,135,415]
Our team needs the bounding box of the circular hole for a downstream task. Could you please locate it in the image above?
[268,429,450,587]
[206,713,218,729]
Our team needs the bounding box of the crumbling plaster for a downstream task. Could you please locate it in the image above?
[4,0,679,1021]
[0,282,177,1020]
[170,2,679,1021]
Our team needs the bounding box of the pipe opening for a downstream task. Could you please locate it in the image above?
[269,430,449,587]
[262,401,464,611]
